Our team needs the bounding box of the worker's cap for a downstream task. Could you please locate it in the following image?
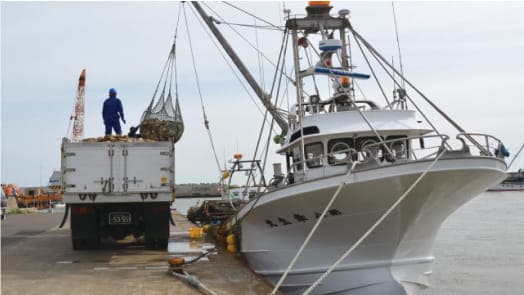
[109,88,117,95]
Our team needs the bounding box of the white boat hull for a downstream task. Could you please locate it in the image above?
[235,157,506,294]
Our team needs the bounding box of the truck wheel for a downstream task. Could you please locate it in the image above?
[145,238,157,250]
[157,238,168,250]
[72,237,99,250]
[72,238,82,250]
[70,205,99,250]
[145,238,168,250]
[144,202,170,250]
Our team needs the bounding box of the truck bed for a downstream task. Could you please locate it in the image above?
[61,139,175,204]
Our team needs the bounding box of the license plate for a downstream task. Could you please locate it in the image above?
[109,212,131,225]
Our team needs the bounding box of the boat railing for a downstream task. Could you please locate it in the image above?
[456,133,504,157]
[289,134,450,179]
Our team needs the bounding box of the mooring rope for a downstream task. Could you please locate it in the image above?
[303,149,446,294]
[271,161,359,294]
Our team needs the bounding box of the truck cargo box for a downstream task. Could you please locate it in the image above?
[61,139,175,204]
[60,138,175,250]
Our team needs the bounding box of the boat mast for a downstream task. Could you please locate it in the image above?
[290,29,304,119]
[190,1,289,136]
[338,20,354,100]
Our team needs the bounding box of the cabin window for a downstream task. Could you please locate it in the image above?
[328,138,355,165]
[386,135,409,160]
[305,142,324,168]
[357,137,383,160]
[290,126,320,143]
[291,146,303,172]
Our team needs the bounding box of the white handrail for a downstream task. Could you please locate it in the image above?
[456,132,503,156]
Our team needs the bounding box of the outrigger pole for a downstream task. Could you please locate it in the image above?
[190,1,289,136]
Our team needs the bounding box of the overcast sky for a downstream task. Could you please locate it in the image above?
[2,1,524,186]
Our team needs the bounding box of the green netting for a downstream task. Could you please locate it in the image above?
[140,41,184,143]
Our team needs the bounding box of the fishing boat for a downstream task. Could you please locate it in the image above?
[187,2,508,294]
[488,170,524,191]
[489,144,524,191]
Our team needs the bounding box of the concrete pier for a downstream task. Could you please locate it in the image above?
[1,210,276,295]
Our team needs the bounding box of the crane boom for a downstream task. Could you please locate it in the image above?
[71,69,86,142]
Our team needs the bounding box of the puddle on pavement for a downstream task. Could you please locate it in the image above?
[168,234,216,262]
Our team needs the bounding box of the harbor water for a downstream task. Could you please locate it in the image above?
[423,191,524,294]
[171,197,219,215]
[174,191,524,294]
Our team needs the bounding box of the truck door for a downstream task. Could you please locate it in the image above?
[63,142,117,194]
[121,142,174,194]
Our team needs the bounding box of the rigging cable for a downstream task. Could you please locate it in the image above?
[507,143,524,171]
[303,149,447,294]
[353,80,367,99]
[271,162,359,294]
[351,34,391,105]
[392,1,406,89]
[222,1,281,29]
[207,20,283,31]
[320,44,394,157]
[238,29,290,222]
[350,27,448,147]
[187,4,277,134]
[244,29,289,193]
[254,18,266,91]
[170,6,183,97]
[203,3,297,88]
[304,44,321,98]
[261,30,290,180]
[142,44,172,121]
[351,26,485,150]
[182,4,222,173]
[142,6,183,124]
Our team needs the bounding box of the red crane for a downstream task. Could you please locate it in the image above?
[67,69,86,142]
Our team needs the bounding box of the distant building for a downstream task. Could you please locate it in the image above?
[175,183,221,195]
[49,170,61,191]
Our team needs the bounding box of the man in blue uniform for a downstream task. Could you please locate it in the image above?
[102,88,126,135]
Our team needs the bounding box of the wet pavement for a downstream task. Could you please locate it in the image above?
[1,210,275,295]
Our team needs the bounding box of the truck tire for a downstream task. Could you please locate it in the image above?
[70,204,99,250]
[72,237,99,250]
[144,202,170,250]
[144,237,168,250]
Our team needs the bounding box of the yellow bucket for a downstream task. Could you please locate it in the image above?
[189,227,203,239]
[227,244,237,254]
[226,234,236,245]
[202,224,210,233]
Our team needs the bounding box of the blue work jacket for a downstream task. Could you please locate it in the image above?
[102,96,125,123]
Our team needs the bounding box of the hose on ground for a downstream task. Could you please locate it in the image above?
[58,204,70,228]
[170,269,218,295]
[170,213,176,226]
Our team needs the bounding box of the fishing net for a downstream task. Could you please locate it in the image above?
[140,90,184,142]
[140,22,184,143]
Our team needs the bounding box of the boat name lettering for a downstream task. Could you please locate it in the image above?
[265,209,343,228]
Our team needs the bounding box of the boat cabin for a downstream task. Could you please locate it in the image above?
[277,107,433,183]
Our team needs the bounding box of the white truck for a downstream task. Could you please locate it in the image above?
[60,138,175,250]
